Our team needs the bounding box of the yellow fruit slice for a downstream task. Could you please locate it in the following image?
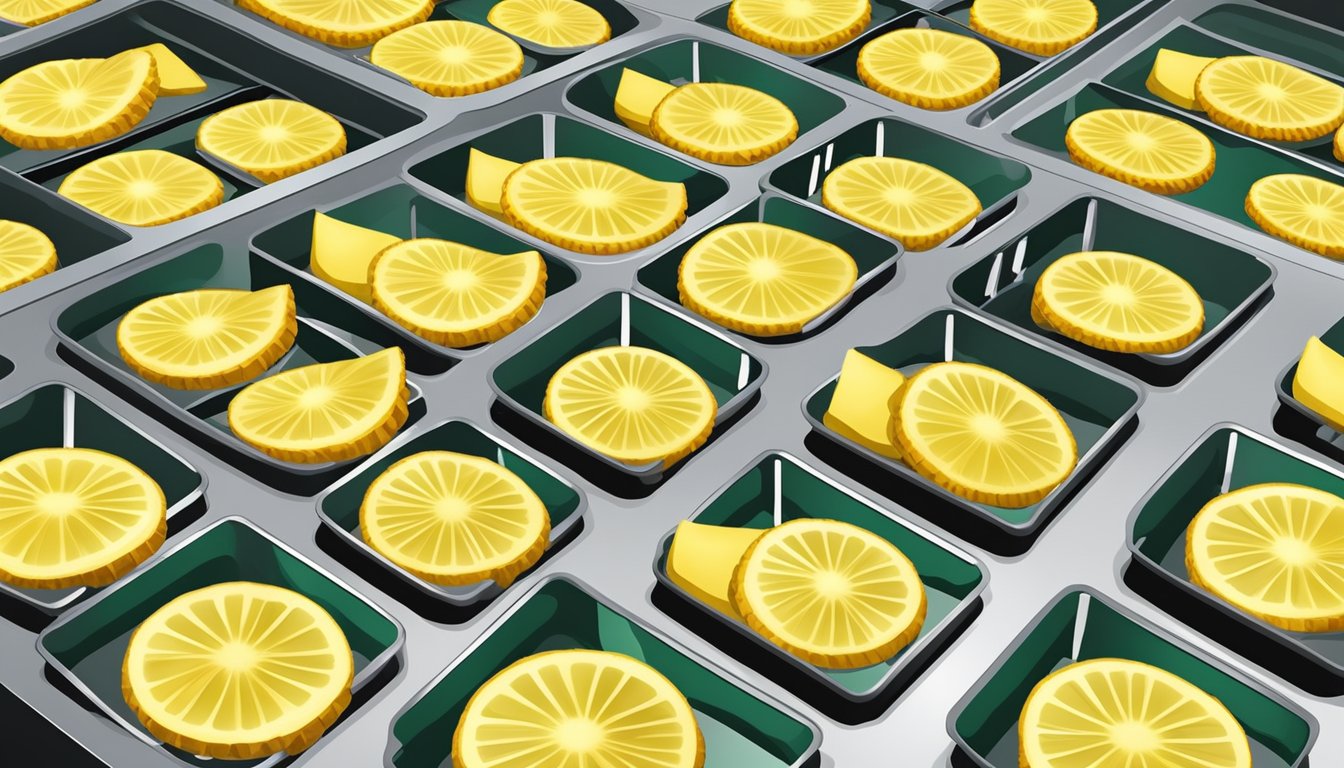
[236,0,434,47]
[650,82,799,165]
[613,68,676,137]
[857,28,1001,110]
[667,521,762,616]
[968,0,1097,56]
[123,582,354,759]
[0,448,165,589]
[135,43,206,96]
[731,518,926,669]
[1246,173,1344,258]
[1336,125,1343,162]
[1196,56,1344,142]
[453,650,704,768]
[487,0,611,49]
[370,21,524,97]
[0,0,96,25]
[727,0,870,56]
[1065,109,1215,195]
[58,149,224,226]
[544,346,716,467]
[1292,336,1344,432]
[678,222,856,336]
[465,147,521,219]
[197,99,346,184]
[0,50,158,150]
[370,238,546,347]
[0,219,57,292]
[822,156,982,250]
[228,347,409,463]
[116,286,298,390]
[361,451,550,587]
[1187,483,1344,632]
[1146,48,1214,111]
[824,349,905,459]
[894,361,1077,507]
[501,157,688,254]
[1032,250,1204,354]
[309,211,402,303]
[1020,659,1251,768]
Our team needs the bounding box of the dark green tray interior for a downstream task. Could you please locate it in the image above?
[0,171,128,272]
[1254,0,1344,30]
[951,590,1313,768]
[389,577,817,768]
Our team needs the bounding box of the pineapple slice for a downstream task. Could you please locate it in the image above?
[0,219,57,292]
[1145,48,1214,111]
[486,0,611,49]
[0,49,158,149]
[726,0,870,56]
[370,20,524,97]
[857,28,1000,110]
[1065,109,1215,194]
[58,149,223,226]
[236,0,434,47]
[196,99,346,183]
[968,0,1097,56]
[309,211,402,303]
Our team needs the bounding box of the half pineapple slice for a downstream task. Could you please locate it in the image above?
[1020,659,1251,768]
[968,0,1097,56]
[117,286,298,390]
[1246,173,1344,258]
[1188,483,1344,632]
[0,0,96,25]
[369,238,546,347]
[0,219,57,292]
[1032,250,1204,353]
[822,156,981,250]
[1146,48,1215,111]
[464,147,521,218]
[650,82,799,165]
[370,20,524,97]
[453,650,704,768]
[614,68,676,137]
[237,0,433,47]
[228,347,409,463]
[677,221,856,336]
[667,521,762,616]
[0,448,165,590]
[544,346,716,467]
[823,349,905,459]
[895,361,1076,507]
[726,0,870,56]
[857,28,1001,110]
[1294,337,1344,431]
[135,43,206,96]
[197,99,346,183]
[360,451,550,587]
[731,518,926,669]
[309,211,402,303]
[1065,109,1215,194]
[58,149,224,226]
[0,49,157,150]
[1196,56,1344,142]
[486,0,611,49]
[501,157,688,254]
[123,582,354,759]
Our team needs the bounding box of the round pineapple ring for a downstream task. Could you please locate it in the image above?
[544,346,716,467]
[650,82,799,165]
[197,99,346,184]
[894,361,1077,507]
[1246,173,1344,258]
[1187,483,1344,632]
[1065,109,1215,195]
[821,156,982,251]
[857,28,1001,111]
[727,0,870,56]
[0,49,158,150]
[0,219,57,292]
[677,222,857,336]
[236,0,434,47]
[1032,251,1204,354]
[968,0,1097,56]
[360,451,550,587]
[453,650,704,768]
[486,0,612,49]
[731,518,926,669]
[57,149,224,227]
[1020,658,1252,768]
[0,0,99,26]
[122,582,354,760]
[0,448,166,590]
[1196,56,1344,142]
[370,21,524,97]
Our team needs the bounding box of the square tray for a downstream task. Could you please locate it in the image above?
[317,418,586,609]
[803,308,1142,549]
[52,243,426,493]
[0,383,204,614]
[1275,314,1344,458]
[635,192,900,341]
[948,196,1274,382]
[249,182,579,370]
[652,451,985,718]
[0,169,128,292]
[491,290,765,486]
[384,575,822,768]
[948,588,1317,767]
[37,516,405,768]
[1128,424,1344,694]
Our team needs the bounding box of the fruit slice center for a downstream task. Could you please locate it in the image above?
[857,28,1001,110]
[237,0,434,47]
[0,218,57,292]
[371,21,524,97]
[821,156,981,250]
[650,82,799,165]
[1246,173,1344,258]
[57,149,224,226]
[968,0,1097,56]
[486,0,611,48]
[1065,108,1214,194]
[1196,56,1344,141]
[197,99,346,183]
[726,0,871,56]
[0,49,158,150]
